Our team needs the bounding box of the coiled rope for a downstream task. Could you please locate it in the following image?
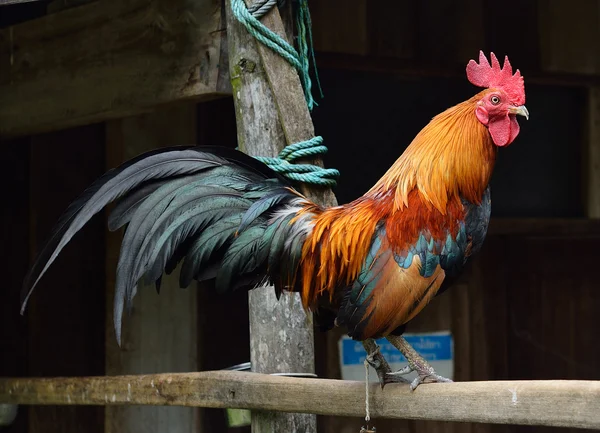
[254,137,340,187]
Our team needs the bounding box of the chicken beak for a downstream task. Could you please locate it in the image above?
[509,105,529,120]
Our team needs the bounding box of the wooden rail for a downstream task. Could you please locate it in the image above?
[1,371,599,430]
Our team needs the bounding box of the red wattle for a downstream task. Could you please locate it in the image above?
[489,115,520,147]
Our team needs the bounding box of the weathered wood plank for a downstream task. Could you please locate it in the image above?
[104,104,200,433]
[0,0,228,137]
[2,372,600,430]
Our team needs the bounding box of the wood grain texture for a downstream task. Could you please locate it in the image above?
[0,0,227,137]
[104,104,200,433]
[2,372,600,430]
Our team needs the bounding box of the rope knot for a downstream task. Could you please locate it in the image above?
[255,137,340,187]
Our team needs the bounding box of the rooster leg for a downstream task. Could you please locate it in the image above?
[385,335,453,390]
[362,339,410,388]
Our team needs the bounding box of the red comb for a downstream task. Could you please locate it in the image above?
[466,51,525,105]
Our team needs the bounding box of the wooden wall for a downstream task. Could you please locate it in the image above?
[310,0,600,90]
[0,125,107,433]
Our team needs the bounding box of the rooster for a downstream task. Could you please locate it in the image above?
[20,51,528,390]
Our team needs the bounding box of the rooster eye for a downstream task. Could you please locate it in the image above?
[490,95,501,105]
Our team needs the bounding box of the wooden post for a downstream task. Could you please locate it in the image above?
[104,104,200,433]
[225,1,338,432]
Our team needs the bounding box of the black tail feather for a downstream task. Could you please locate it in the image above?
[21,145,317,346]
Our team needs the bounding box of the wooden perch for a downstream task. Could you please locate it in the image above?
[1,372,600,430]
[0,0,230,137]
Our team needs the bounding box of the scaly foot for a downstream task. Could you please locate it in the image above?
[387,362,452,390]
[385,334,453,391]
[362,339,410,388]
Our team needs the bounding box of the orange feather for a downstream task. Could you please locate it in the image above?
[359,253,445,339]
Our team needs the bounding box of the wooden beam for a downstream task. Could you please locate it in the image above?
[0,0,229,137]
[104,104,200,433]
[2,372,600,430]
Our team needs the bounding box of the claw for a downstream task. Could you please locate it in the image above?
[409,371,453,391]
[387,363,452,390]
[383,335,453,391]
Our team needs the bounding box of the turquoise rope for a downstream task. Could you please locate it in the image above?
[231,0,320,109]
[254,137,340,187]
[296,0,323,99]
[232,1,337,186]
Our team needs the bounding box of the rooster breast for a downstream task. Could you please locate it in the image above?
[328,186,491,341]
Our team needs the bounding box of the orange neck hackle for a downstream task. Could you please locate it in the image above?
[368,92,497,214]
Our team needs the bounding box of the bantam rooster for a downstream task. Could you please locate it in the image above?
[20,51,528,390]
